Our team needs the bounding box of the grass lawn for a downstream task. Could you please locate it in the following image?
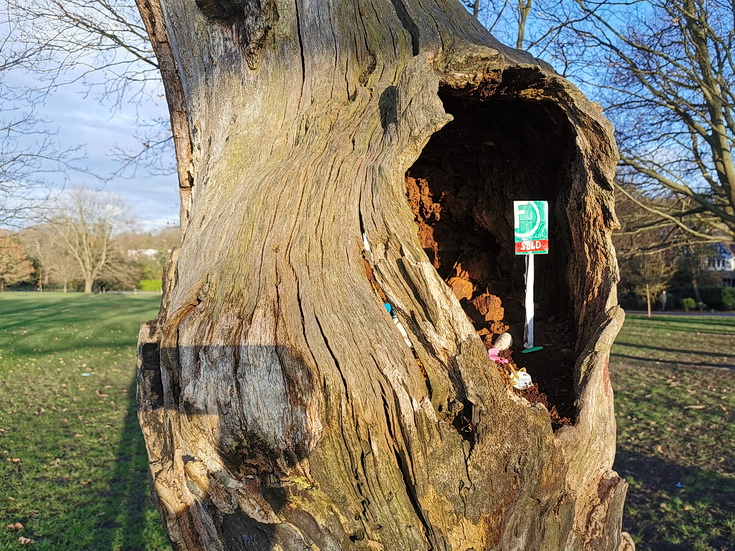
[1,294,733,550]
[0,292,170,551]
[611,313,735,551]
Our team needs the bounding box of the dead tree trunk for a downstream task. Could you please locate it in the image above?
[136,1,633,549]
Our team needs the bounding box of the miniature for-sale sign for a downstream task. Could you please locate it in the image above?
[514,201,549,255]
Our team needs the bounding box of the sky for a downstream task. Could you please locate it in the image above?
[49,83,181,230]
[5,65,180,231]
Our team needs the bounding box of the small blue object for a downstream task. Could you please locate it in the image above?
[384,303,392,314]
[675,482,683,488]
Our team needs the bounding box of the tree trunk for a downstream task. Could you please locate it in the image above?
[646,285,652,319]
[692,277,702,304]
[136,1,633,549]
[84,278,93,294]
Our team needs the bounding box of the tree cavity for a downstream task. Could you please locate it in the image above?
[405,85,579,429]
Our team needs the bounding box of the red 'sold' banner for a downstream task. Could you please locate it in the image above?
[514,239,548,254]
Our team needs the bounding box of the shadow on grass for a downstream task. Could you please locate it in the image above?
[615,448,735,551]
[613,342,735,361]
[624,318,735,337]
[0,294,160,333]
[626,315,735,328]
[610,353,735,370]
[101,376,170,551]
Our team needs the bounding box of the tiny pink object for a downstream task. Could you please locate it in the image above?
[488,347,509,364]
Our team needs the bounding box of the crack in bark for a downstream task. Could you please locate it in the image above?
[388,0,420,56]
[293,0,307,96]
[194,0,277,69]
[379,387,434,549]
[314,315,349,401]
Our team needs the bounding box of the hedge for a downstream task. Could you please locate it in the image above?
[137,279,163,292]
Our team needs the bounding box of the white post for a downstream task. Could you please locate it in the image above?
[523,253,535,349]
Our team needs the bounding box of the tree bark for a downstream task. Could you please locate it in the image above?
[136,1,633,549]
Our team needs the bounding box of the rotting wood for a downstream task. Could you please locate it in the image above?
[135,0,633,549]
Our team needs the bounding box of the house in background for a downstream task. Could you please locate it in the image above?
[706,242,735,287]
[127,249,160,259]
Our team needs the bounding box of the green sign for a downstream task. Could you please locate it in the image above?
[514,201,548,255]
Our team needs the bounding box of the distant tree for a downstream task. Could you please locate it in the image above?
[97,239,142,291]
[620,250,676,317]
[115,225,180,283]
[466,1,735,240]
[19,223,79,291]
[614,183,690,315]
[0,78,80,225]
[46,249,80,293]
[18,225,52,291]
[48,187,132,293]
[0,232,34,290]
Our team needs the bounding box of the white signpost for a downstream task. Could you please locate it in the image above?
[514,201,548,353]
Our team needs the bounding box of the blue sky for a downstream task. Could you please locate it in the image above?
[6,65,180,230]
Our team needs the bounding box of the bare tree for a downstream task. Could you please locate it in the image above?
[569,0,735,240]
[0,73,78,225]
[620,250,676,317]
[613,181,725,312]
[2,0,175,182]
[462,0,584,71]
[18,223,78,291]
[465,0,734,241]
[0,5,92,225]
[4,0,157,101]
[48,187,132,294]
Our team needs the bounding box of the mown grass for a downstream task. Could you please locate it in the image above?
[0,292,170,551]
[611,313,735,551]
[1,295,733,550]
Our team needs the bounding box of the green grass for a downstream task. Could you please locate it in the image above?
[611,313,735,551]
[1,295,734,550]
[0,292,170,551]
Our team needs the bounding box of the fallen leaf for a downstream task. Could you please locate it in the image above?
[18,536,36,545]
[6,457,21,463]
[683,405,705,410]
[7,522,24,531]
[655,445,664,454]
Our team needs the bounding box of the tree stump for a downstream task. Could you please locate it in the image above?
[136,0,633,549]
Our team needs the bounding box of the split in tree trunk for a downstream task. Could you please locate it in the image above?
[135,1,634,549]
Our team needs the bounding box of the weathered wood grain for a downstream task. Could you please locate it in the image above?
[136,0,633,548]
